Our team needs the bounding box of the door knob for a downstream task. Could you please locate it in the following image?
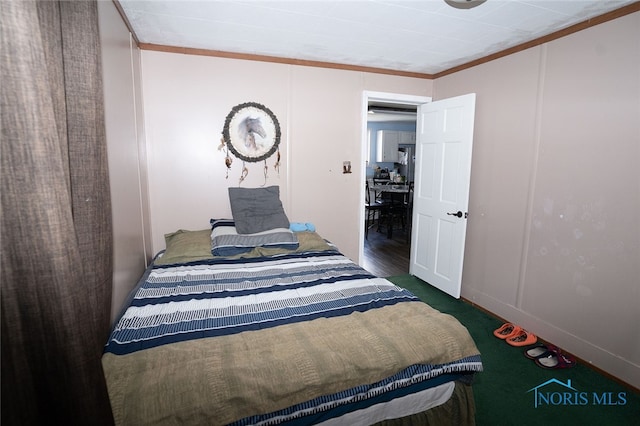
[447,211,463,218]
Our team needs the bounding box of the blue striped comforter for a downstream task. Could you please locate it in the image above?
[105,251,418,356]
[103,249,482,425]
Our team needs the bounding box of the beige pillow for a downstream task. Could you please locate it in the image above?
[155,229,213,265]
[241,231,334,257]
[295,231,334,253]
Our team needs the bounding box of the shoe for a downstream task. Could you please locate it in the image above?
[493,323,521,339]
[524,343,557,359]
[535,348,576,369]
[506,329,537,346]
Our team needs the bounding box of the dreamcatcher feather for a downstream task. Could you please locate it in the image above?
[219,137,233,179]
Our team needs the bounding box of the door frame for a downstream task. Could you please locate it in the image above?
[359,91,432,266]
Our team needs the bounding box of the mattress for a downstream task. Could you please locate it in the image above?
[102,230,482,425]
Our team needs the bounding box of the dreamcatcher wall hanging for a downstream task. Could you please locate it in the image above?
[219,102,281,185]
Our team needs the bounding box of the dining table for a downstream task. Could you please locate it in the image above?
[371,184,411,194]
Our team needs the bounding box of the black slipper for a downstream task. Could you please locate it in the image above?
[524,343,557,359]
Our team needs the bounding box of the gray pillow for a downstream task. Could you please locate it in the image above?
[210,224,298,256]
[228,186,290,234]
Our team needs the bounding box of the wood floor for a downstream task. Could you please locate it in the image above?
[362,224,411,278]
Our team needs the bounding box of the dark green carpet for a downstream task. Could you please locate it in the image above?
[387,274,639,426]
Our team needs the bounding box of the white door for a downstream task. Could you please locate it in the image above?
[410,94,476,298]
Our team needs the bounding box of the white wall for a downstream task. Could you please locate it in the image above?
[434,11,640,388]
[140,52,431,262]
[98,1,150,322]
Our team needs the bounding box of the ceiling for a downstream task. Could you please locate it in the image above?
[118,0,637,76]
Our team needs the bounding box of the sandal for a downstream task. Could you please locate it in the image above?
[506,329,537,346]
[493,323,521,339]
[524,343,557,359]
[535,348,576,369]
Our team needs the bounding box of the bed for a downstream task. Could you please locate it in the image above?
[102,186,482,425]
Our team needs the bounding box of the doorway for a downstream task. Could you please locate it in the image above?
[359,91,431,276]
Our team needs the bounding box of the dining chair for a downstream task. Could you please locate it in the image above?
[377,189,407,239]
[364,180,387,239]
